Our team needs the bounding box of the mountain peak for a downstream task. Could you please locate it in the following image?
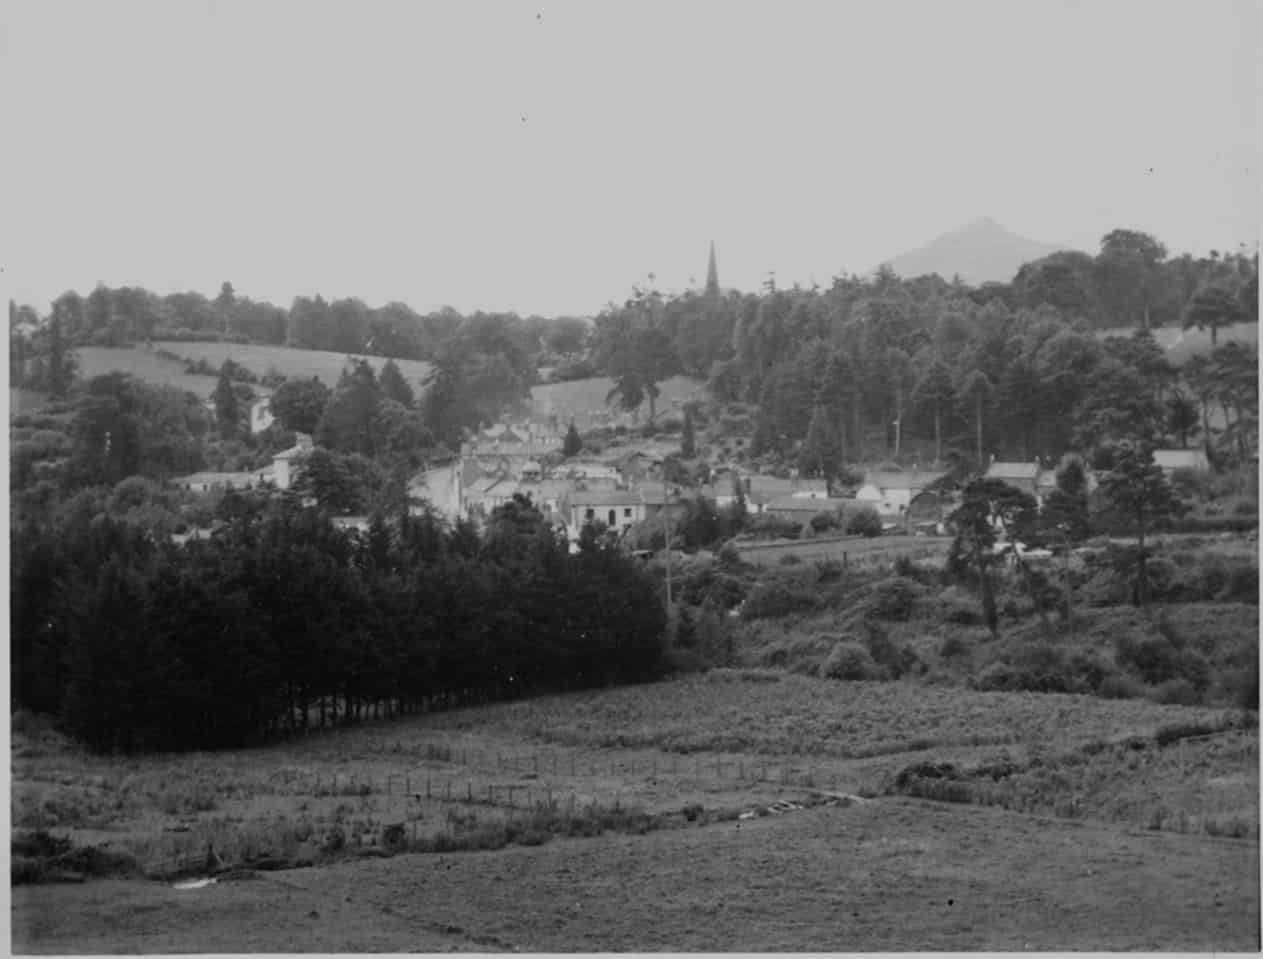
[878,219,1074,285]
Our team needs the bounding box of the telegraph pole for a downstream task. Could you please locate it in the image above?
[663,471,673,610]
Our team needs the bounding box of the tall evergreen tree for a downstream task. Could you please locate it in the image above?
[681,406,697,458]
[563,420,583,457]
[379,358,416,408]
[213,368,240,438]
[705,241,720,299]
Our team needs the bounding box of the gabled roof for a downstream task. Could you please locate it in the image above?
[570,489,643,508]
[862,470,947,491]
[762,496,854,513]
[986,462,1040,481]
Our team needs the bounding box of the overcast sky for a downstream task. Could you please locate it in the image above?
[4,0,1259,317]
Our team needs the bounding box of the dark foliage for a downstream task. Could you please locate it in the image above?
[11,495,666,753]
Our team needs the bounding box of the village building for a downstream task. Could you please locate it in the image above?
[853,470,948,520]
[170,469,272,494]
[271,433,314,491]
[984,461,1042,496]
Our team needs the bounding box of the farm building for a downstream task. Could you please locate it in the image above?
[984,461,1042,496]
[907,489,958,528]
[854,470,948,519]
[271,434,313,490]
[170,469,271,494]
[569,489,648,538]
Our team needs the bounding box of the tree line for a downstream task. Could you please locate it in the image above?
[11,493,667,753]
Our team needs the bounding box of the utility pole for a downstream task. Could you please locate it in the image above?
[663,471,673,610]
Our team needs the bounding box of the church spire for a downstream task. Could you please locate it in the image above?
[705,241,720,298]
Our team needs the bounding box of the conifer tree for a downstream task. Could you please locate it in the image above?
[213,367,240,438]
[563,420,582,457]
[681,406,697,458]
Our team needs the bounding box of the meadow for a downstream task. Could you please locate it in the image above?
[151,341,433,392]
[74,347,222,398]
[11,671,1259,952]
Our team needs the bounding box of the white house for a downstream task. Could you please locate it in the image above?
[272,434,314,491]
[170,469,271,494]
[569,489,647,539]
[854,471,948,519]
[408,461,462,522]
[250,398,275,434]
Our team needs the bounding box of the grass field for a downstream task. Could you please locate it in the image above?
[531,375,705,424]
[14,797,1258,952]
[11,671,1260,952]
[151,341,433,392]
[73,348,222,398]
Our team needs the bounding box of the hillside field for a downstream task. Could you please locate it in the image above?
[74,347,223,398]
[12,674,1258,951]
[151,341,433,392]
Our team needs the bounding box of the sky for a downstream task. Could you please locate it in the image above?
[3,0,1259,317]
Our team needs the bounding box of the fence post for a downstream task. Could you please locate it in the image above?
[533,755,539,775]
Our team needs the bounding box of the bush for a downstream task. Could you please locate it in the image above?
[865,576,921,620]
[810,511,843,533]
[820,641,878,681]
[939,634,972,659]
[846,508,883,538]
[1099,674,1146,700]
[740,580,819,620]
[1150,678,1202,706]
[862,626,917,679]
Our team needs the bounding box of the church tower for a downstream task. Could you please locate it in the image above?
[705,241,720,299]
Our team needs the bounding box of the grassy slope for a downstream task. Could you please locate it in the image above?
[151,341,433,392]
[74,347,222,398]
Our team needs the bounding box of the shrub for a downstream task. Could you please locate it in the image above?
[860,623,916,679]
[1099,674,1146,700]
[810,511,842,533]
[846,508,883,538]
[821,641,878,681]
[740,580,819,620]
[1150,678,1202,706]
[939,634,972,659]
[865,576,921,620]
[716,542,743,569]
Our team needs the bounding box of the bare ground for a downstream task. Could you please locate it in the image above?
[13,797,1259,953]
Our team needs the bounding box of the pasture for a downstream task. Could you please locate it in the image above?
[12,673,1258,951]
[151,341,433,392]
[73,347,222,398]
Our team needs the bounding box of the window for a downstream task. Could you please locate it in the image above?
[585,508,594,520]
[624,507,633,517]
[608,509,617,526]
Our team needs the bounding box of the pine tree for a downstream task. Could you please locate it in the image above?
[563,420,582,457]
[213,368,240,438]
[681,406,697,458]
[705,241,720,299]
[379,358,416,408]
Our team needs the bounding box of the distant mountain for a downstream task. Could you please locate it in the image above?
[877,218,1075,286]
